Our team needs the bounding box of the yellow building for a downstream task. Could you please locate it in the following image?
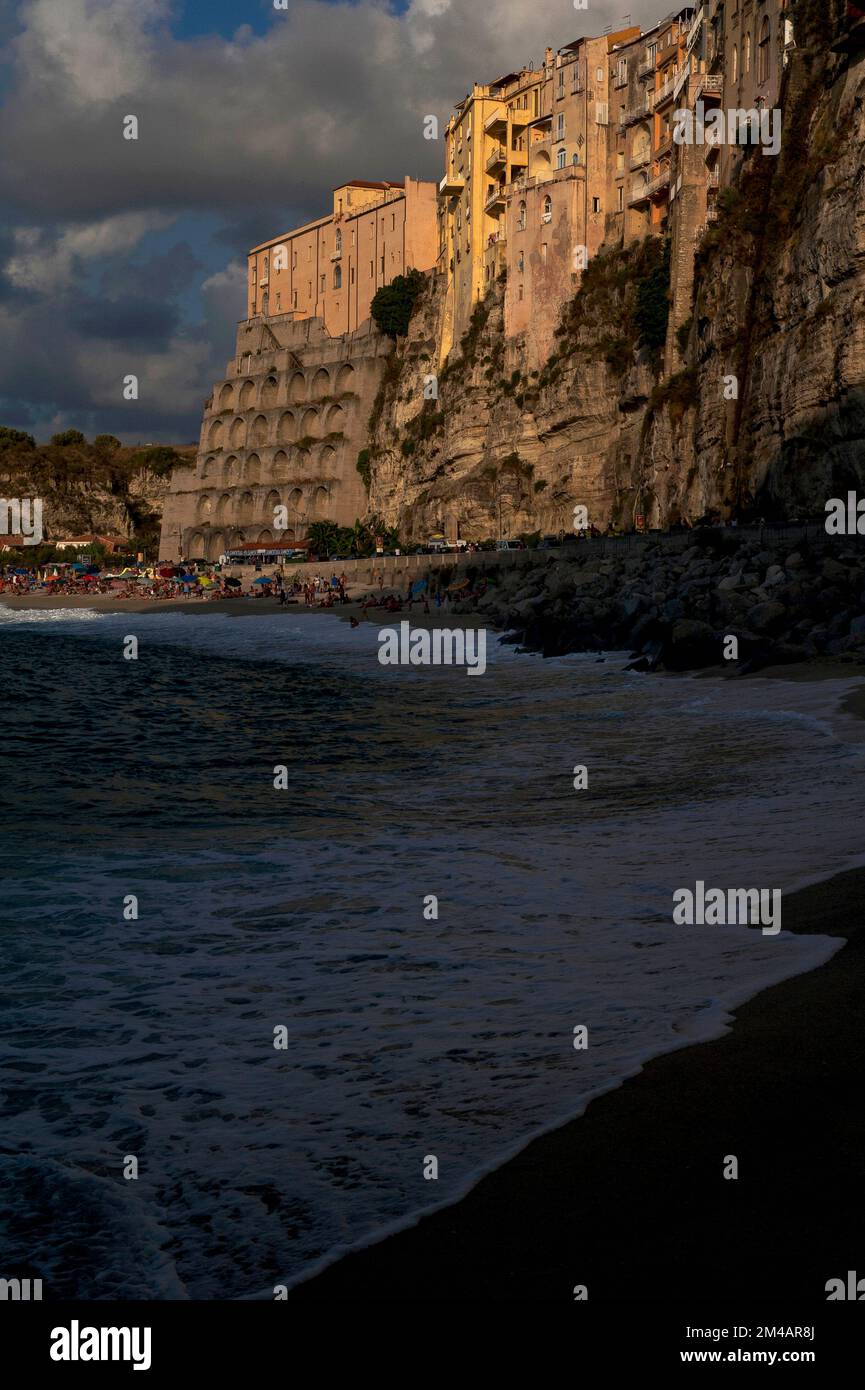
[438,65,543,357]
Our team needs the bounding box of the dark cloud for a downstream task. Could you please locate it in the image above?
[0,0,661,441]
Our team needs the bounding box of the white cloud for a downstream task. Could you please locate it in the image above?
[5,212,174,291]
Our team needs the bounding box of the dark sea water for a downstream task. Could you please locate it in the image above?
[1,607,862,1297]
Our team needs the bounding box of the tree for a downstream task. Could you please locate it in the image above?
[50,429,86,446]
[370,268,426,339]
[306,520,340,556]
[0,426,36,450]
[634,238,672,352]
[94,434,121,453]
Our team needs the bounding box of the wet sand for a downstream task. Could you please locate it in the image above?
[288,862,865,1302]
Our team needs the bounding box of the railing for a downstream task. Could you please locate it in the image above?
[645,168,671,198]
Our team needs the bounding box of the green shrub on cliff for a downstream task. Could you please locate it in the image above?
[371,268,426,339]
[634,238,672,353]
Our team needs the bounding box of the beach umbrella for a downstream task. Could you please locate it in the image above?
[198,575,215,587]
[252,576,272,584]
[224,577,241,588]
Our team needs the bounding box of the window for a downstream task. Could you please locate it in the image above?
[370,261,374,276]
[518,284,524,300]
[391,213,395,229]
[517,200,526,230]
[380,255,385,273]
[556,113,565,139]
[308,281,311,297]
[572,152,579,166]
[333,265,341,289]
[541,242,547,264]
[307,245,311,261]
[758,17,770,83]
[732,44,738,83]
[351,229,356,247]
[596,66,603,83]
[350,266,355,284]
[517,251,524,272]
[293,290,298,308]
[542,194,552,223]
[558,69,564,95]
[276,293,281,311]
[592,197,601,213]
[335,229,342,253]
[320,274,325,292]
[557,147,567,169]
[744,32,751,72]
[617,186,623,211]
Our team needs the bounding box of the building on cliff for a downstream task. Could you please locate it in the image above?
[159,178,437,562]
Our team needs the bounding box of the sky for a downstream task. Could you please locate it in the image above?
[0,0,662,444]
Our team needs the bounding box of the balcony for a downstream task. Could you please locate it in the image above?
[510,107,532,128]
[628,179,651,207]
[439,174,465,198]
[485,145,507,173]
[707,168,719,189]
[484,109,508,138]
[625,92,652,125]
[484,185,505,215]
[329,249,342,261]
[653,69,680,108]
[694,73,723,104]
[510,145,528,167]
[646,168,671,199]
[638,56,656,78]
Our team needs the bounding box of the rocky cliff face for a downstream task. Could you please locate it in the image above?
[0,447,181,544]
[367,8,865,542]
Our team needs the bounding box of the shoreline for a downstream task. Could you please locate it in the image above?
[5,592,863,1302]
[286,859,865,1302]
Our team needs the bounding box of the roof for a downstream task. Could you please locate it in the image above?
[333,179,404,191]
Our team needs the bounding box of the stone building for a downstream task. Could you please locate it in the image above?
[158,314,392,562]
[247,177,438,337]
[159,176,437,562]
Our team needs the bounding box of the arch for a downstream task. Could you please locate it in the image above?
[324,403,345,434]
[228,529,245,550]
[218,383,233,409]
[757,17,770,84]
[257,529,274,545]
[208,418,224,448]
[517,199,527,229]
[294,448,311,473]
[300,408,318,438]
[335,363,355,394]
[541,194,552,223]
[288,487,305,515]
[250,414,269,447]
[260,375,278,407]
[633,123,651,165]
[264,490,282,529]
[311,486,330,518]
[197,494,214,521]
[239,379,256,408]
[224,455,241,486]
[289,371,306,403]
[207,530,226,562]
[318,444,337,473]
[272,450,290,481]
[229,416,246,448]
[311,368,330,400]
[238,491,256,523]
[187,531,206,560]
[215,492,232,523]
[277,411,296,444]
[245,453,262,485]
[201,455,218,480]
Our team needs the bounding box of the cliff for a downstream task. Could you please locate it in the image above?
[365,6,865,542]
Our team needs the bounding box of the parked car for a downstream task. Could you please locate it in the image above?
[495,539,526,551]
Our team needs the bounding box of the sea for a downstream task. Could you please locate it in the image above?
[1,604,863,1299]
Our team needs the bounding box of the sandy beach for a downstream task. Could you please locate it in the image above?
[287,861,865,1301]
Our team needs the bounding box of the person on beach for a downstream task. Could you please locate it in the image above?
[377,570,384,591]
